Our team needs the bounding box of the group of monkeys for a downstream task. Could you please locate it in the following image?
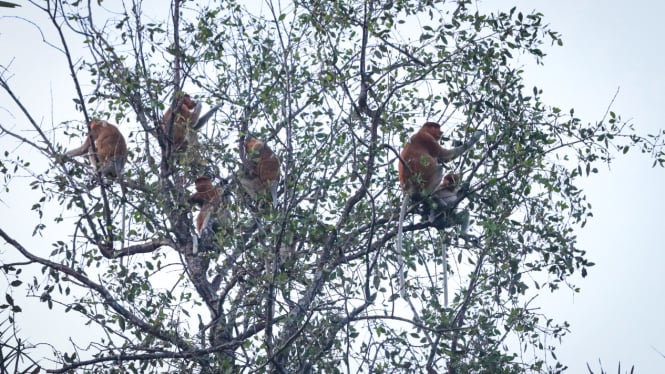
[398,121,484,231]
[64,93,280,238]
[396,121,483,296]
[64,95,482,253]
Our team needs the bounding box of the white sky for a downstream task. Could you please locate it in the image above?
[1,0,664,372]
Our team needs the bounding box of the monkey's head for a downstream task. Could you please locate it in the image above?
[181,94,198,110]
[440,173,462,191]
[189,176,220,206]
[194,176,215,192]
[88,119,111,136]
[245,137,262,150]
[421,122,442,140]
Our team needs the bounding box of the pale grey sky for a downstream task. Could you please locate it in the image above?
[1,1,664,372]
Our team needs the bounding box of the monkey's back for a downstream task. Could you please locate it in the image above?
[399,131,444,195]
[255,146,280,187]
[94,125,127,164]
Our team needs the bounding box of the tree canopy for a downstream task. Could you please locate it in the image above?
[1,0,663,373]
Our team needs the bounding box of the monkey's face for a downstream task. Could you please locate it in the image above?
[422,122,442,140]
[245,138,263,154]
[440,173,462,191]
[194,176,214,192]
[182,95,198,110]
[88,119,108,138]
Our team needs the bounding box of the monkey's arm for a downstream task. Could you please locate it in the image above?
[188,192,207,206]
[64,137,92,158]
[437,130,484,163]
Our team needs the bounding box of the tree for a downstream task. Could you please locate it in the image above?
[1,0,663,372]
[0,1,20,8]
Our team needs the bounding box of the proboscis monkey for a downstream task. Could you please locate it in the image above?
[238,138,280,207]
[161,93,203,153]
[188,175,231,253]
[435,173,462,205]
[432,173,470,233]
[65,119,127,179]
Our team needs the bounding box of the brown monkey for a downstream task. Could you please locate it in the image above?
[432,173,470,233]
[398,122,482,197]
[435,173,463,205]
[65,119,127,179]
[161,93,202,152]
[396,122,483,297]
[188,176,229,235]
[238,138,280,206]
[188,175,232,253]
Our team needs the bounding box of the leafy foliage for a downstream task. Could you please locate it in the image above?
[1,0,663,373]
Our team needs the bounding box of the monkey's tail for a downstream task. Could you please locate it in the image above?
[118,179,128,265]
[192,233,199,255]
[397,195,409,298]
[439,232,449,308]
[270,181,278,209]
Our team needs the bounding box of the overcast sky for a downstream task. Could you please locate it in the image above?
[1,1,664,372]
